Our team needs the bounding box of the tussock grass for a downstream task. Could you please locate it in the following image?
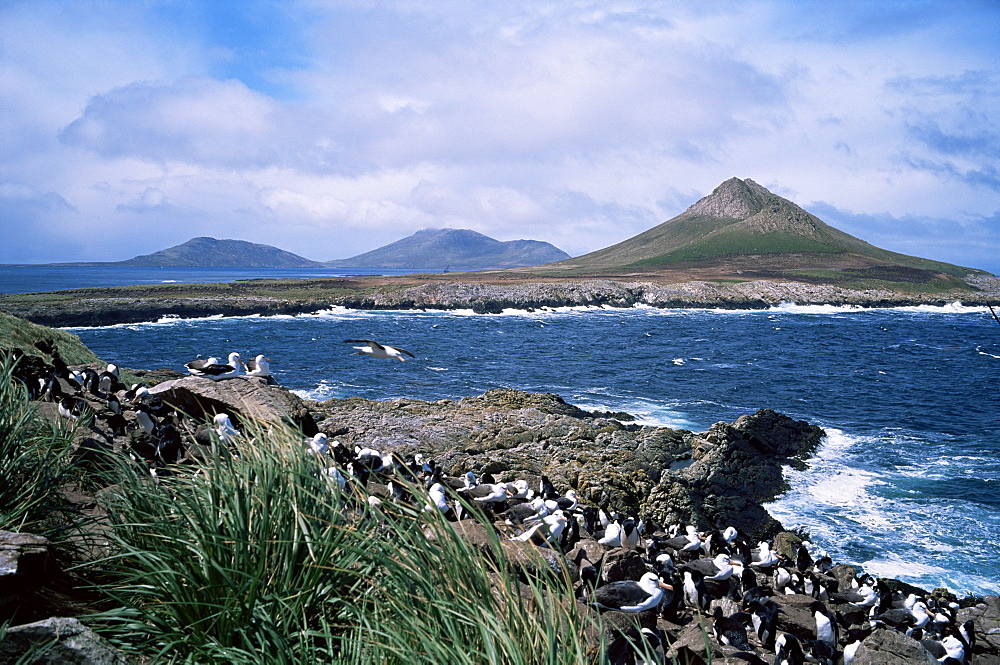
[89,424,368,663]
[0,354,76,534]
[0,312,99,365]
[85,421,600,664]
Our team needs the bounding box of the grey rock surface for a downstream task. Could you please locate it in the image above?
[150,375,317,434]
[852,627,937,665]
[957,595,1000,658]
[0,617,129,664]
[311,388,822,538]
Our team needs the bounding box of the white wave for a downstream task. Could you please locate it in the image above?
[890,301,989,314]
[573,394,702,430]
[861,553,949,580]
[62,313,228,331]
[976,345,1000,359]
[770,302,866,314]
[426,366,448,372]
[672,358,685,365]
[291,382,341,401]
[160,279,179,283]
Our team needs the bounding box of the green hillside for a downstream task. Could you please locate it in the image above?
[0,311,99,365]
[533,178,986,289]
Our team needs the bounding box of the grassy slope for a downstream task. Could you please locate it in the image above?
[0,312,99,364]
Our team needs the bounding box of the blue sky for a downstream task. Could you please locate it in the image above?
[2,1,998,274]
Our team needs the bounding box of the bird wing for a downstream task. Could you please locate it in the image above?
[344,339,381,349]
[386,345,415,358]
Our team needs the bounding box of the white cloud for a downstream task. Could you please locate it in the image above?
[0,0,998,273]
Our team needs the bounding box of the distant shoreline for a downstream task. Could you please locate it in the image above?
[2,275,998,328]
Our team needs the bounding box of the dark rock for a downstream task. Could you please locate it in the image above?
[600,610,658,665]
[772,531,803,561]
[0,531,50,585]
[149,375,317,434]
[601,548,648,583]
[644,410,824,540]
[566,539,605,569]
[0,616,129,664]
[446,520,497,558]
[770,594,817,640]
[828,563,858,592]
[499,541,578,584]
[957,595,1000,657]
[667,620,717,665]
[851,627,936,664]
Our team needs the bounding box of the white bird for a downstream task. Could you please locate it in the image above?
[510,511,568,547]
[187,352,242,380]
[506,479,531,499]
[598,520,623,547]
[426,483,449,511]
[323,465,346,490]
[213,413,241,443]
[457,472,508,503]
[591,572,665,613]
[243,354,271,377]
[306,432,330,455]
[685,553,735,581]
[751,541,779,568]
[344,339,415,362]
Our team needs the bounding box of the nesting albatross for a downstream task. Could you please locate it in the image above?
[186,352,242,380]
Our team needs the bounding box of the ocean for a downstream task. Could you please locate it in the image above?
[5,267,998,596]
[0,265,440,294]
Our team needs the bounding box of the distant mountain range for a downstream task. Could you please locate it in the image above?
[49,229,571,271]
[67,237,325,268]
[43,179,988,288]
[327,228,571,269]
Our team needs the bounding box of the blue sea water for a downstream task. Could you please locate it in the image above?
[0,265,441,294]
[59,301,1000,597]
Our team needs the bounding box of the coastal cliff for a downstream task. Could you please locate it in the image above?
[3,317,999,664]
[3,275,999,327]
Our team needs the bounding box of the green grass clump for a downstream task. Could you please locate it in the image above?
[90,425,370,663]
[0,312,99,365]
[86,422,599,664]
[0,354,76,534]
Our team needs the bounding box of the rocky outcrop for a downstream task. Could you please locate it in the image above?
[643,410,822,538]
[852,627,937,665]
[149,375,317,435]
[0,531,49,583]
[0,617,129,664]
[310,388,821,538]
[958,596,1000,660]
[4,277,997,327]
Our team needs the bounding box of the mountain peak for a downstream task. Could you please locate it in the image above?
[329,228,569,269]
[685,177,771,219]
[529,176,984,285]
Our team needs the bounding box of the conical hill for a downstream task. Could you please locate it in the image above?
[525,178,985,289]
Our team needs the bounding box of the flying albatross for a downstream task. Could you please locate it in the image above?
[344,339,415,362]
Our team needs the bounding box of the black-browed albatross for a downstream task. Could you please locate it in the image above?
[344,339,415,361]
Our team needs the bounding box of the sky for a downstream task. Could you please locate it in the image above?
[2,1,998,274]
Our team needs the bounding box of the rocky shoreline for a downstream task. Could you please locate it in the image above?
[2,276,999,327]
[5,360,1000,663]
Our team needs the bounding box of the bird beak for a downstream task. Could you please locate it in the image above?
[659,582,673,590]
